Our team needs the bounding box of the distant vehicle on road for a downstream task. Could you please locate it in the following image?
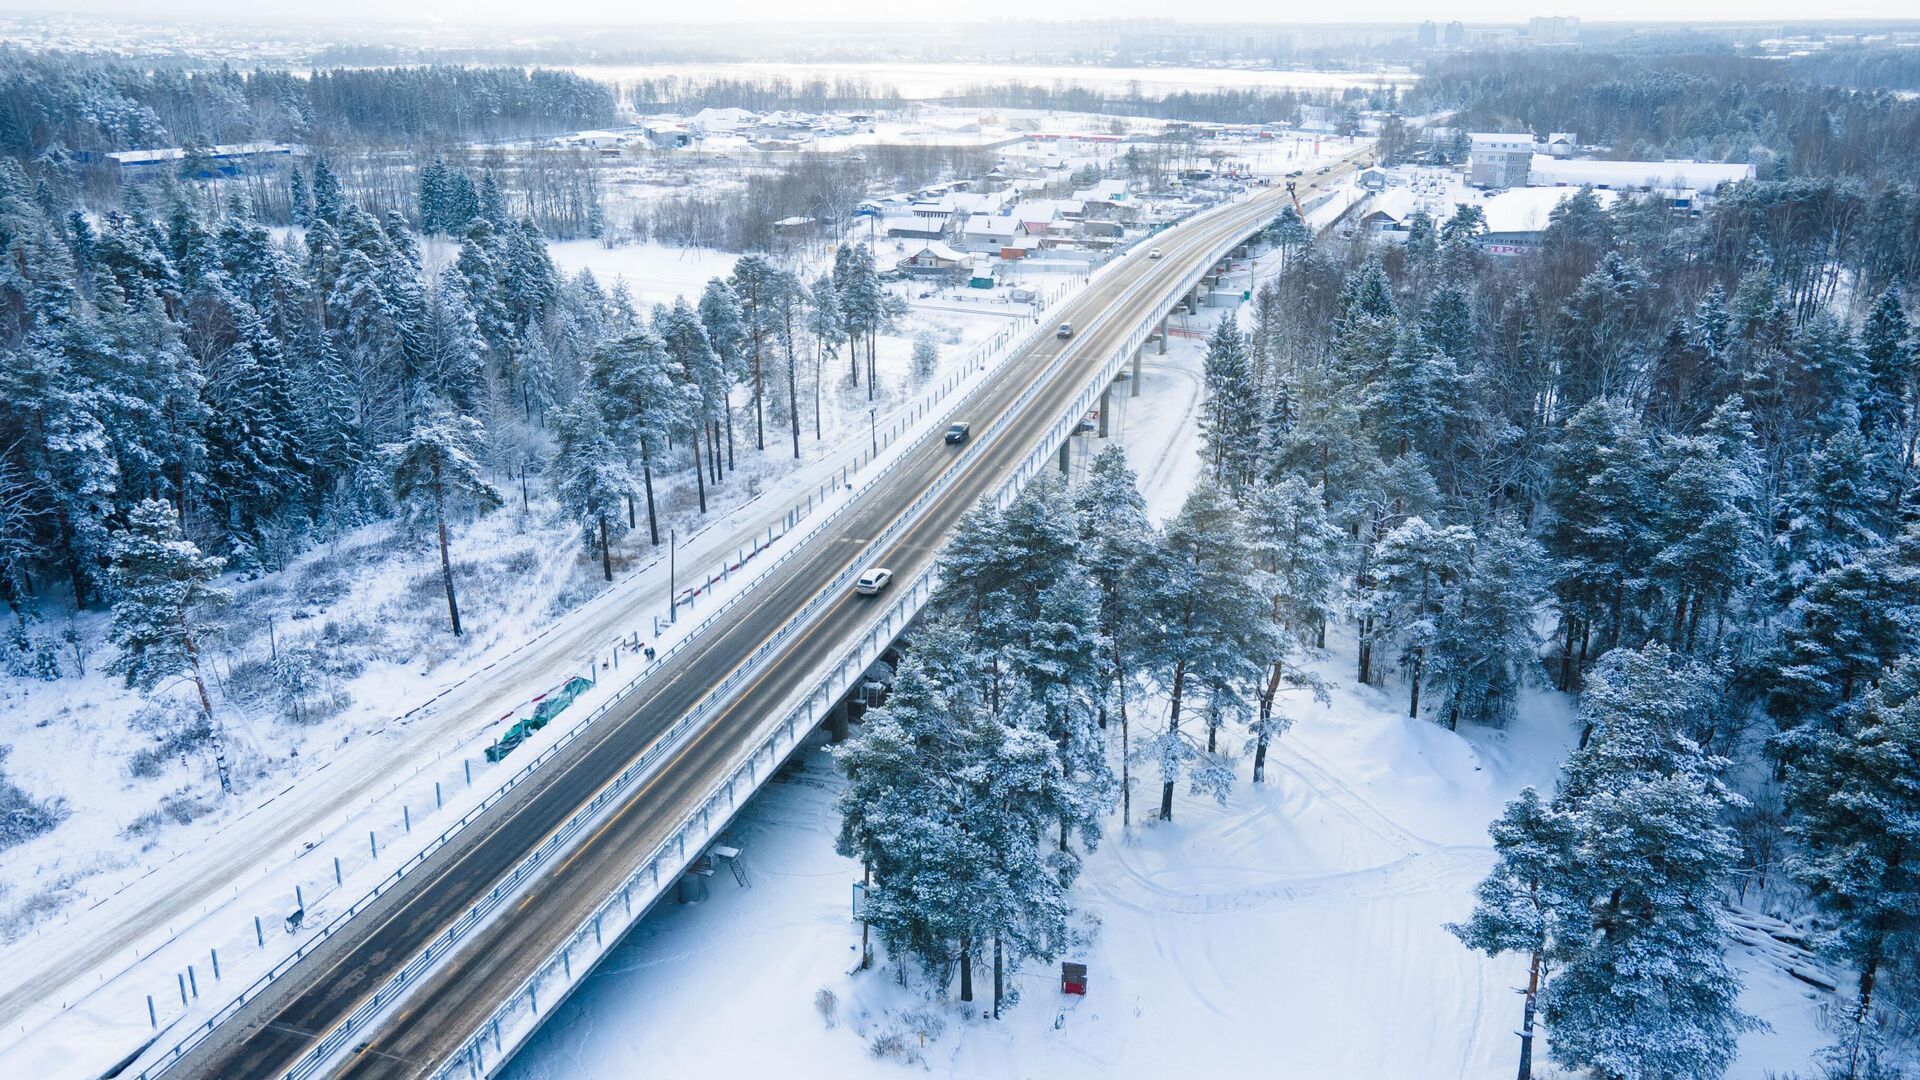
[945,422,970,444]
[1057,322,1074,339]
[1148,248,1163,259]
[855,567,893,595]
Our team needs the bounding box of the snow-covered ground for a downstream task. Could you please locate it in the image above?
[499,308,1840,1080]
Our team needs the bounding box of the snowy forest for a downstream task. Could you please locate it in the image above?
[0,130,918,825]
[834,77,1920,1080]
[2,25,1920,1080]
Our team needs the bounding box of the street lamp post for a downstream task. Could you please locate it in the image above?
[668,527,678,625]
[869,407,878,457]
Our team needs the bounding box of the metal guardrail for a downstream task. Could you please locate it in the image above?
[426,180,1314,1080]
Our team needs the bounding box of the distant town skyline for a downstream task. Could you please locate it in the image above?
[8,2,1920,27]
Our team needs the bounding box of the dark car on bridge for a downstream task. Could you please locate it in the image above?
[945,422,970,444]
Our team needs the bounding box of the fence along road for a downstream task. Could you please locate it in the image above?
[163,155,1364,1080]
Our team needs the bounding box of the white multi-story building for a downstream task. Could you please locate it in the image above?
[1468,133,1535,189]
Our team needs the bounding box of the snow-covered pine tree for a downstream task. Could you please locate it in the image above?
[1555,252,1650,413]
[1428,512,1544,730]
[1649,398,1759,655]
[697,277,747,474]
[1782,662,1920,1080]
[768,267,807,459]
[551,402,629,581]
[588,329,684,546]
[1366,514,1473,720]
[288,166,310,226]
[455,220,515,358]
[1542,772,1758,1080]
[656,298,722,510]
[833,244,883,395]
[1364,324,1463,462]
[805,274,844,439]
[1246,472,1336,781]
[1142,481,1277,819]
[1541,397,1656,690]
[106,498,232,794]
[310,157,342,224]
[1777,426,1891,594]
[1446,787,1572,1080]
[417,157,451,234]
[910,332,938,384]
[1532,643,1757,1080]
[728,254,780,451]
[937,474,1111,850]
[835,618,1072,1013]
[1858,288,1913,445]
[418,268,487,414]
[1767,525,1920,736]
[1073,445,1157,826]
[384,401,502,636]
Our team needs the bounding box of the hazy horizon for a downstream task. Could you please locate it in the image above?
[7,2,1920,29]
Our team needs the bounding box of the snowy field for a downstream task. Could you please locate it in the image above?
[500,305,1839,1080]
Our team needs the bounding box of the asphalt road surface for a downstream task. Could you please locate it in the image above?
[167,155,1361,1080]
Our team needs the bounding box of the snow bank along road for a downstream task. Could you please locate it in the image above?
[164,155,1366,1080]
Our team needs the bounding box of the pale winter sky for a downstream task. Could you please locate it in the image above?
[11,0,1920,25]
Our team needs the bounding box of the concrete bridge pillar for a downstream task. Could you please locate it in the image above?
[1098,384,1112,438]
[1158,316,1168,355]
[1132,347,1142,396]
[828,699,850,743]
[1058,439,1071,476]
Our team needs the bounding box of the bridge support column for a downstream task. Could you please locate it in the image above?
[847,696,868,727]
[1058,440,1071,476]
[1098,384,1111,438]
[828,699,850,744]
[1158,316,1167,355]
[1132,347,1142,396]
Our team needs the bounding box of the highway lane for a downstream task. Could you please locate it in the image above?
[169,157,1360,1080]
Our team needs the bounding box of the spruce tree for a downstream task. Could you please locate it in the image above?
[1199,317,1260,491]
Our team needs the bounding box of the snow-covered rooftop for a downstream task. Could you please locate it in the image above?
[1481,186,1617,235]
[1528,154,1754,192]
